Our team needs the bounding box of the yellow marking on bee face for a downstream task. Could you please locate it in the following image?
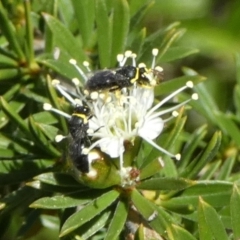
[130,68,139,84]
[72,113,88,124]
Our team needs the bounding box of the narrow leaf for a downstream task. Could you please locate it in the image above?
[110,0,130,65]
[214,111,240,146]
[198,197,228,240]
[104,200,128,240]
[137,178,194,191]
[28,116,60,157]
[71,0,95,48]
[230,184,240,240]
[0,2,25,61]
[131,188,170,236]
[0,97,31,136]
[42,13,86,63]
[30,190,104,209]
[168,224,197,240]
[180,131,222,179]
[95,0,111,67]
[60,190,119,237]
[160,46,199,63]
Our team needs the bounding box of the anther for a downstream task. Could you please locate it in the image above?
[43,103,52,110]
[192,93,198,100]
[55,135,66,142]
[186,81,194,88]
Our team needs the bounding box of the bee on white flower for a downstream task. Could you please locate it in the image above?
[44,49,198,186]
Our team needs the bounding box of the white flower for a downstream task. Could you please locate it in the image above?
[44,49,198,179]
[85,81,196,169]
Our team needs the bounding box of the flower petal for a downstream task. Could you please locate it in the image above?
[98,137,124,158]
[138,117,164,140]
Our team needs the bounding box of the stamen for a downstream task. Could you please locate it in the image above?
[117,54,124,65]
[55,135,66,142]
[172,111,179,117]
[131,53,137,67]
[147,99,192,120]
[175,153,181,161]
[138,62,146,68]
[125,50,132,57]
[146,82,192,117]
[155,66,163,72]
[90,92,99,100]
[43,103,71,118]
[69,58,88,82]
[83,61,91,72]
[72,78,80,86]
[142,137,178,159]
[192,93,198,100]
[151,48,159,69]
[186,81,194,88]
[52,80,76,105]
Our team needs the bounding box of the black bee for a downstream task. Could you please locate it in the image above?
[68,138,90,173]
[68,105,92,173]
[85,65,163,92]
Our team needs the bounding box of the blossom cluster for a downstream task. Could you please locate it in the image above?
[44,49,198,186]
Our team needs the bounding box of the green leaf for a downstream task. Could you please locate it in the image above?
[180,131,222,179]
[140,22,181,61]
[139,157,163,180]
[38,59,79,80]
[129,27,146,55]
[34,172,80,187]
[213,111,240,146]
[60,189,119,237]
[46,76,68,134]
[217,155,235,180]
[154,74,206,96]
[192,82,220,123]
[161,181,232,211]
[110,0,130,65]
[160,46,199,63]
[31,112,58,125]
[42,13,86,63]
[158,28,186,60]
[71,0,95,48]
[28,116,60,157]
[137,177,195,191]
[0,186,41,212]
[0,159,52,185]
[199,160,221,180]
[0,97,31,137]
[80,210,111,239]
[0,2,25,61]
[233,85,240,118]
[168,224,197,240]
[104,200,128,240]
[230,184,240,240]
[235,53,240,85]
[0,100,26,128]
[27,180,81,193]
[131,188,170,236]
[129,1,154,29]
[95,0,111,68]
[0,68,21,80]
[24,0,35,63]
[179,124,207,171]
[30,190,105,209]
[198,197,228,240]
[161,114,187,178]
[0,54,18,67]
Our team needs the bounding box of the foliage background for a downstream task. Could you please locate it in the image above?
[1,0,240,239]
